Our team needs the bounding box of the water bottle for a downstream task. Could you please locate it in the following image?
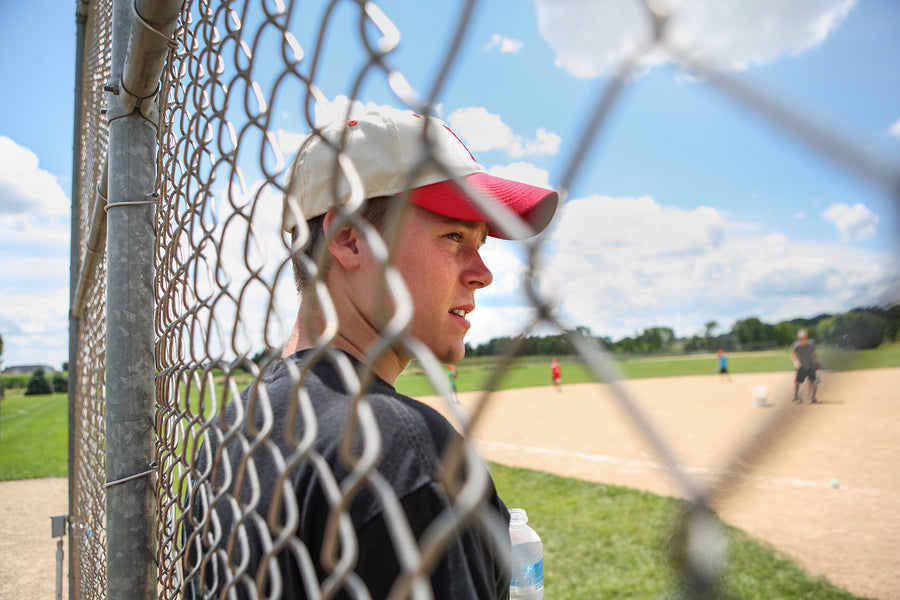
[509,508,544,599]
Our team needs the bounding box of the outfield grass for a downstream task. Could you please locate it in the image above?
[395,344,900,397]
[490,462,870,599]
[0,390,68,481]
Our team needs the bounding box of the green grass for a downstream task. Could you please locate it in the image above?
[490,462,874,599]
[395,345,900,397]
[0,390,68,481]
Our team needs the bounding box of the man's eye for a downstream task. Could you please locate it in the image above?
[445,232,463,242]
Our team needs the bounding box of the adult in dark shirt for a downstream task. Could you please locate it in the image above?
[183,107,558,599]
[791,329,820,403]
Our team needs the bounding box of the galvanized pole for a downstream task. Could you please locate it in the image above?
[104,0,183,596]
[104,0,158,596]
[56,538,65,600]
[69,2,89,598]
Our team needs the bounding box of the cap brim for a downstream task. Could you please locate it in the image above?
[405,172,559,240]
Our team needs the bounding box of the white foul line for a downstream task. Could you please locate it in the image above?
[474,439,895,498]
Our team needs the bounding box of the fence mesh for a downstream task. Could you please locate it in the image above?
[67,1,896,599]
[71,0,113,598]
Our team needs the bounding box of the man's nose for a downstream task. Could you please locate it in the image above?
[466,250,493,289]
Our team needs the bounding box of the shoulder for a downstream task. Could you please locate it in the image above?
[372,390,459,452]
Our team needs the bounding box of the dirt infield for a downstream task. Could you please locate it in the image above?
[0,477,69,600]
[2,368,897,599]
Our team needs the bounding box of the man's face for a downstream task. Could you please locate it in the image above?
[390,205,493,364]
[798,332,809,344]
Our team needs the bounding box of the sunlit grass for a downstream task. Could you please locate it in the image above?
[395,345,899,397]
[0,390,68,481]
[490,462,873,599]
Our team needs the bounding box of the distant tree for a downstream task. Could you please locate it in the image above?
[683,335,706,353]
[52,372,68,393]
[594,335,614,350]
[25,367,53,396]
[703,321,718,350]
[886,304,900,341]
[851,304,900,343]
[773,321,799,346]
[819,311,888,349]
[731,317,776,348]
[713,334,738,352]
[533,334,570,356]
[634,327,676,353]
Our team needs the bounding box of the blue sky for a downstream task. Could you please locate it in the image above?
[1,0,899,369]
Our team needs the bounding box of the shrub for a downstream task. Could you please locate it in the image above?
[1,374,30,390]
[52,372,68,393]
[25,368,53,396]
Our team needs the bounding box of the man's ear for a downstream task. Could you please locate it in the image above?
[323,210,362,269]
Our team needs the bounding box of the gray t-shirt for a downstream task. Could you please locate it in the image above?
[791,340,817,368]
[184,349,510,599]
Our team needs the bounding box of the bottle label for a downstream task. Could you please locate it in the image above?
[510,558,544,590]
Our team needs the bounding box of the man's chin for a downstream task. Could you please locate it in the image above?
[433,342,465,365]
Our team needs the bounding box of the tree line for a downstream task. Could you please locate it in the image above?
[464,304,900,358]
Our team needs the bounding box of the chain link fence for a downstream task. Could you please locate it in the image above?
[67,1,896,599]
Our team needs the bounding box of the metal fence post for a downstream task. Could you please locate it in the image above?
[104,0,183,596]
[69,2,90,598]
[104,0,158,596]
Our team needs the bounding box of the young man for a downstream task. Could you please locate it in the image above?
[791,329,820,403]
[184,108,558,599]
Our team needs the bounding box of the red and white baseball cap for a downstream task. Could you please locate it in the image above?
[283,108,558,240]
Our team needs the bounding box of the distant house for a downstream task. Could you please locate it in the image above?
[2,364,57,375]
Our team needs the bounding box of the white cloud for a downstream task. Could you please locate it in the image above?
[278,99,561,162]
[822,202,878,242]
[532,194,896,340]
[553,195,726,259]
[312,96,390,125]
[888,117,900,138]
[276,128,309,157]
[487,162,552,189]
[0,138,71,367]
[0,256,69,281]
[534,0,858,78]
[0,288,70,367]
[446,106,561,158]
[0,136,69,218]
[467,305,538,346]
[485,33,523,54]
[446,107,514,152]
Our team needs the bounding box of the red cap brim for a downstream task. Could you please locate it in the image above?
[405,172,559,240]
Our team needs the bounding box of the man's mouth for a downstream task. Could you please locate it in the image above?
[450,308,467,318]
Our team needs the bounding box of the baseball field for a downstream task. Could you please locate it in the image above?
[421,366,900,599]
[2,361,897,599]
